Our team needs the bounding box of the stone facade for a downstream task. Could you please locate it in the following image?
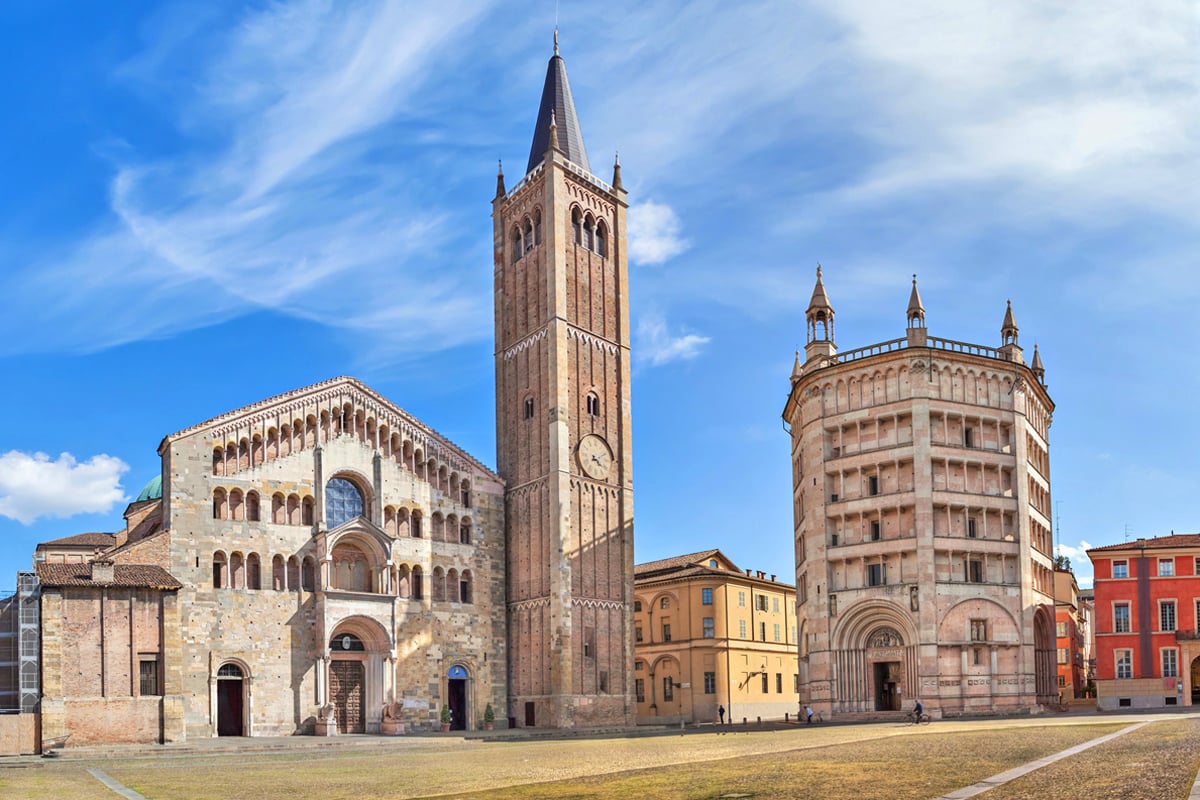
[33,377,509,745]
[163,377,508,738]
[784,270,1058,718]
[492,44,635,728]
[634,550,799,725]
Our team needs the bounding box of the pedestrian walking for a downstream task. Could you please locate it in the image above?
[805,705,814,724]
[718,704,726,725]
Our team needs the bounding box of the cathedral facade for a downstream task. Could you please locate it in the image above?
[20,39,634,749]
[784,270,1058,718]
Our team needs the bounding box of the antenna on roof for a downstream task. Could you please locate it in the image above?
[1124,524,1130,543]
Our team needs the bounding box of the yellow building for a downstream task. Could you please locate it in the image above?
[634,550,799,724]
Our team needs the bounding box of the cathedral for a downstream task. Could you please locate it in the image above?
[15,38,635,748]
[784,269,1058,718]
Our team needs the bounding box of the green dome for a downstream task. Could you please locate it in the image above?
[135,475,162,502]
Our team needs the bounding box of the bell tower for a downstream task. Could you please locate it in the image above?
[492,34,634,728]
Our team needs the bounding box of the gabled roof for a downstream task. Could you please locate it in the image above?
[1088,534,1200,554]
[162,375,500,482]
[526,36,590,175]
[36,532,117,549]
[36,562,181,590]
[635,549,725,577]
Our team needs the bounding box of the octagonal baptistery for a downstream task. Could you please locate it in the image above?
[783,269,1057,719]
[162,376,506,738]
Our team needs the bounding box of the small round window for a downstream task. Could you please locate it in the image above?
[326,478,364,528]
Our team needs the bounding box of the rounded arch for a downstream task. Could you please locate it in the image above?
[328,615,392,653]
[936,596,1021,642]
[330,538,379,593]
[650,590,678,611]
[831,598,918,650]
[326,470,371,529]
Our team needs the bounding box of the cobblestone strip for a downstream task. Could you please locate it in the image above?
[87,767,149,800]
[936,722,1150,800]
[1189,754,1200,800]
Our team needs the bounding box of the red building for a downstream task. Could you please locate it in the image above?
[1088,535,1200,710]
[1053,568,1086,699]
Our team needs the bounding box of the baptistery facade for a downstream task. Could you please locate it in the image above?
[783,270,1057,718]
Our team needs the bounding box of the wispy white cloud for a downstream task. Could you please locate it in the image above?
[0,452,129,525]
[0,0,496,358]
[821,1,1198,217]
[636,314,711,367]
[628,201,689,266]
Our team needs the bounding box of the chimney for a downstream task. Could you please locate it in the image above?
[745,568,751,576]
[771,574,776,582]
[91,559,115,584]
[757,570,765,579]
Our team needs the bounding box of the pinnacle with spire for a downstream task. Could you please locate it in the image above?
[906,274,926,329]
[1031,344,1045,383]
[803,265,837,364]
[526,31,590,174]
[806,265,834,317]
[495,159,506,199]
[1001,299,1019,345]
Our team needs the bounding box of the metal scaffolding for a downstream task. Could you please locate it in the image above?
[17,572,39,713]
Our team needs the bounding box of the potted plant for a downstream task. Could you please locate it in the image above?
[440,704,452,732]
[483,703,495,731]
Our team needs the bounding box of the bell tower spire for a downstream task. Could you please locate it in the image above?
[526,33,590,174]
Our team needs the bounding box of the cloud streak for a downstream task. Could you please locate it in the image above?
[636,314,711,367]
[0,1,496,359]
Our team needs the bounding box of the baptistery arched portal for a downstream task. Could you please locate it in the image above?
[866,627,905,711]
[830,603,919,714]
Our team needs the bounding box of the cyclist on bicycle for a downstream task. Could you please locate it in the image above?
[913,700,924,724]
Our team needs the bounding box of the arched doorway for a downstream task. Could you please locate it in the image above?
[447,665,468,731]
[330,633,366,734]
[216,663,245,736]
[866,627,905,711]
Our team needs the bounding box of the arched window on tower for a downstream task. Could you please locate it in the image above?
[325,478,364,528]
[512,226,522,263]
[572,208,582,244]
[523,219,534,252]
[213,489,227,520]
[596,221,607,257]
[245,491,260,522]
[586,392,601,417]
[534,210,542,245]
[524,396,535,420]
[583,213,594,250]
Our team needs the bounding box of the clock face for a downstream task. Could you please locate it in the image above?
[577,434,612,480]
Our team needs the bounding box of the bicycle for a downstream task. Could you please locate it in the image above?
[906,710,931,725]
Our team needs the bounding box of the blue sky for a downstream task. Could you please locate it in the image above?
[0,1,1196,591]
